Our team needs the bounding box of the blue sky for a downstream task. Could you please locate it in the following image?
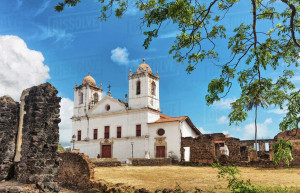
[0,0,298,147]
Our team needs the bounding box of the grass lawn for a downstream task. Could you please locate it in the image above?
[94,166,300,192]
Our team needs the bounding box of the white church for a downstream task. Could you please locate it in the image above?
[71,59,200,162]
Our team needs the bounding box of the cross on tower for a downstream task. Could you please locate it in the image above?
[108,84,111,92]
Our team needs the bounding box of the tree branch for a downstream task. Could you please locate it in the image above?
[281,0,300,48]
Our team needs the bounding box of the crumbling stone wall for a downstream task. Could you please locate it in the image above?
[240,139,275,161]
[275,129,300,166]
[225,137,241,163]
[0,96,19,181]
[16,83,61,192]
[181,136,215,164]
[93,160,122,167]
[58,152,95,190]
[130,158,171,166]
[58,152,150,192]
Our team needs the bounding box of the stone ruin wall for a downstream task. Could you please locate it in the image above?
[58,152,154,192]
[0,83,61,192]
[181,133,242,164]
[182,129,300,167]
[181,135,218,164]
[275,129,300,166]
[58,152,95,190]
[16,83,61,191]
[225,137,241,163]
[0,96,19,181]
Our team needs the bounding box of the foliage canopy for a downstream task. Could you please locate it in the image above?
[55,0,300,131]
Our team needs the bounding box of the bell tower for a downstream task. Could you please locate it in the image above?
[73,72,103,117]
[128,59,160,111]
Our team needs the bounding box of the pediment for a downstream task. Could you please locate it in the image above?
[88,95,126,115]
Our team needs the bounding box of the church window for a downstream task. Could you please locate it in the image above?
[117,127,122,138]
[105,126,110,139]
[136,124,141,137]
[93,129,98,140]
[93,93,99,104]
[105,104,110,111]
[157,128,165,136]
[151,81,156,95]
[79,92,83,104]
[77,130,81,141]
[136,80,141,95]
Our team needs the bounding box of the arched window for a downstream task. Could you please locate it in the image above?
[136,80,141,95]
[151,81,156,95]
[93,93,98,104]
[77,130,81,141]
[79,92,83,104]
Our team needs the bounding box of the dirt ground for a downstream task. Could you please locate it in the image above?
[94,166,300,192]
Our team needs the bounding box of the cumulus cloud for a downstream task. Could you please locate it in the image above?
[110,47,139,66]
[0,35,73,146]
[242,118,273,139]
[59,98,74,144]
[111,47,130,65]
[212,98,236,110]
[0,35,50,100]
[217,115,229,125]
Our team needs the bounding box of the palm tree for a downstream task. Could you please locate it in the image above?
[246,81,269,152]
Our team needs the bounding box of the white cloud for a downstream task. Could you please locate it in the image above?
[0,35,50,101]
[34,0,50,16]
[292,75,300,85]
[159,31,179,39]
[222,130,229,135]
[59,98,74,144]
[198,127,206,134]
[110,47,139,66]
[217,115,229,125]
[242,118,273,139]
[0,35,73,146]
[267,108,287,115]
[29,25,74,48]
[212,98,236,110]
[111,47,130,65]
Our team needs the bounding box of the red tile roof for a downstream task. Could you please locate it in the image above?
[148,114,201,135]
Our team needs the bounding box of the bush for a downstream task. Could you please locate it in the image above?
[212,163,257,193]
[273,138,294,166]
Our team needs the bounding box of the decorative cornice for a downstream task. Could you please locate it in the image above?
[71,107,161,120]
[128,72,159,80]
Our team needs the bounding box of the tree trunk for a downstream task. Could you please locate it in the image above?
[255,105,258,155]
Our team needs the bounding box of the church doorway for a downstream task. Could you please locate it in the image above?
[102,145,112,158]
[156,146,166,158]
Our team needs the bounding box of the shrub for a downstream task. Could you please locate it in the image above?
[273,138,294,166]
[212,163,257,193]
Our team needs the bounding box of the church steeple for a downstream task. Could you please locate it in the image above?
[128,59,160,111]
[73,73,103,117]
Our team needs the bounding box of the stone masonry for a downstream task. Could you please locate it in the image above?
[16,83,61,192]
[181,129,300,167]
[0,96,19,181]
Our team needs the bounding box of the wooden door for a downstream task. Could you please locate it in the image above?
[102,145,111,158]
[156,146,165,158]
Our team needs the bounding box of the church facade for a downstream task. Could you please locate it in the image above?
[71,60,200,162]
